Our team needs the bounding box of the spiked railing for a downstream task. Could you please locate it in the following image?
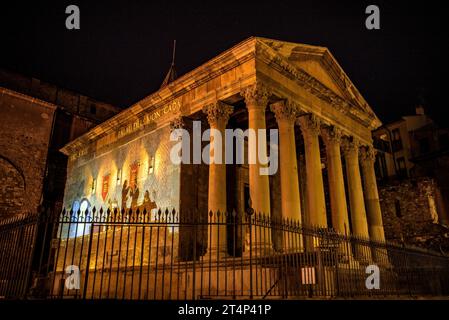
[1,207,449,299]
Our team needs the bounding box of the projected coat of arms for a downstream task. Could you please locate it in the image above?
[101,174,110,201]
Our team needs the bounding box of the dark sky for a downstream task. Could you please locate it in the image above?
[1,1,448,125]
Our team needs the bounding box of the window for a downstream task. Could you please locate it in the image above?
[374,136,391,153]
[397,157,407,178]
[90,104,97,115]
[391,128,403,151]
[419,137,430,154]
[394,199,402,218]
[375,152,388,180]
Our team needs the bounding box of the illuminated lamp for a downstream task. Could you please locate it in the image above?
[148,156,155,175]
[117,168,122,186]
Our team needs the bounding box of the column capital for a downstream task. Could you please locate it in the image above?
[298,114,321,137]
[341,136,361,157]
[360,145,377,167]
[270,99,299,124]
[169,116,185,132]
[321,126,343,146]
[202,101,234,127]
[241,82,270,110]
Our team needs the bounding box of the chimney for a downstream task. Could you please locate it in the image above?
[416,105,425,115]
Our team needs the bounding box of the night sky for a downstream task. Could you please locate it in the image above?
[1,1,448,125]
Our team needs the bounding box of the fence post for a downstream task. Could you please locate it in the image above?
[192,212,197,300]
[82,218,94,299]
[248,208,254,299]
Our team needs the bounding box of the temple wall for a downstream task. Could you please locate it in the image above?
[63,124,180,218]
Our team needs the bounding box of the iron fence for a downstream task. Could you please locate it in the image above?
[0,214,38,299]
[1,207,449,300]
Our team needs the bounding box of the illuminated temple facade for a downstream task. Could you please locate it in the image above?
[61,37,386,249]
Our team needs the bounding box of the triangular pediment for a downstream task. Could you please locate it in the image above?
[257,37,378,123]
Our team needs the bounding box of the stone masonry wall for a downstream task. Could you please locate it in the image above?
[379,177,449,250]
[0,69,119,123]
[0,88,56,219]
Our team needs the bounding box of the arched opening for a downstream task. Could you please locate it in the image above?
[68,198,92,238]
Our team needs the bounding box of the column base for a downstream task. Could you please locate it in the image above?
[242,242,274,257]
[202,247,231,261]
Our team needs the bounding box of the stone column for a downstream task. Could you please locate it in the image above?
[270,100,301,223]
[321,126,349,234]
[298,114,327,228]
[360,146,390,264]
[203,101,233,256]
[342,137,371,261]
[241,83,272,252]
[360,146,386,243]
[241,83,271,216]
[271,100,302,251]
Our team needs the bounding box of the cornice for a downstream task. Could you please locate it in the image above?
[0,86,57,111]
[255,40,381,130]
[61,37,258,156]
[61,37,383,157]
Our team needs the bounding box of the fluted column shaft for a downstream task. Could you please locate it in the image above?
[203,102,233,255]
[241,84,271,216]
[342,139,370,239]
[298,115,327,228]
[271,100,301,223]
[360,146,386,242]
[322,127,349,234]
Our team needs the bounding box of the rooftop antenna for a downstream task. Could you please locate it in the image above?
[160,40,177,88]
[172,40,176,66]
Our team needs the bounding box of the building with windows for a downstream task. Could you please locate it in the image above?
[0,69,120,220]
[373,106,449,251]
